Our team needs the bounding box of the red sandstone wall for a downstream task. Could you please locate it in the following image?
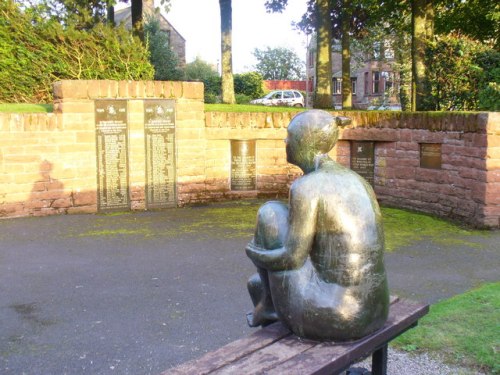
[0,80,498,228]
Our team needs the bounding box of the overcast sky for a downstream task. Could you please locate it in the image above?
[161,0,309,73]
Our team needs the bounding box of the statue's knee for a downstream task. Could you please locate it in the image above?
[255,201,288,249]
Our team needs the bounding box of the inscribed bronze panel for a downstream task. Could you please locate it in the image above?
[231,140,256,191]
[420,143,442,169]
[350,141,375,186]
[144,100,176,208]
[95,100,130,212]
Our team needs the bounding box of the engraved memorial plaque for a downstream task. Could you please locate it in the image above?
[144,100,176,208]
[420,143,442,169]
[95,100,130,212]
[231,140,256,191]
[350,141,375,186]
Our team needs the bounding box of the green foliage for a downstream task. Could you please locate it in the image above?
[0,1,153,103]
[234,72,264,99]
[393,282,500,374]
[253,46,304,80]
[425,34,499,111]
[235,94,252,104]
[478,83,500,111]
[185,57,221,99]
[144,16,184,81]
[204,93,219,104]
[436,0,500,49]
[0,103,53,112]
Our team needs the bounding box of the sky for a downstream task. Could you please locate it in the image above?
[161,0,309,73]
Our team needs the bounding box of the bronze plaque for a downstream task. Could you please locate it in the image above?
[350,141,375,186]
[95,100,130,212]
[231,140,256,191]
[420,143,442,169]
[144,100,176,208]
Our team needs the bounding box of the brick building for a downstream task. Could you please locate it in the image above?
[307,36,400,109]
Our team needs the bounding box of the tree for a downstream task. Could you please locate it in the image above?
[435,0,500,49]
[253,47,304,80]
[144,16,184,81]
[411,0,434,110]
[185,57,221,101]
[219,0,236,104]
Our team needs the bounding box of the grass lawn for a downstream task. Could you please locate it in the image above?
[205,103,306,113]
[0,103,53,113]
[393,282,500,374]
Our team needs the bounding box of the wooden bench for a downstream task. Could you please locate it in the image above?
[163,298,429,375]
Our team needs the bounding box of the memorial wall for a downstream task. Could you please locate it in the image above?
[0,80,498,228]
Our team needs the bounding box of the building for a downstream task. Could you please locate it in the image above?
[307,37,400,109]
[114,0,186,66]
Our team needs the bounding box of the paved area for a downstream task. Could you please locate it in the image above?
[0,201,498,374]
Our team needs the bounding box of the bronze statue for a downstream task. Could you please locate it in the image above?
[246,110,389,341]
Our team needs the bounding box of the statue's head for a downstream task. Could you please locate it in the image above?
[285,110,344,172]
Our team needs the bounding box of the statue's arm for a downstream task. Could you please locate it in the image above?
[246,181,317,271]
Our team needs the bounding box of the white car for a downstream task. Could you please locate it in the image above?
[250,90,305,107]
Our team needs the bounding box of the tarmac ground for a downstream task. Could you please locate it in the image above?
[1,201,498,374]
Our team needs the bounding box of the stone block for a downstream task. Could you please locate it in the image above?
[53,80,88,100]
[73,191,96,206]
[182,82,203,100]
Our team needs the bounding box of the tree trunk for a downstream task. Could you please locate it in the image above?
[411,0,433,111]
[219,0,236,104]
[341,1,352,110]
[314,0,333,109]
[131,0,144,41]
[107,5,114,24]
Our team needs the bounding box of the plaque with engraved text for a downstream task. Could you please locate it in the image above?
[351,141,375,186]
[231,140,256,191]
[420,143,442,169]
[144,100,176,208]
[95,100,130,212]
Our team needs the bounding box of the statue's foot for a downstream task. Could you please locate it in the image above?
[246,309,278,327]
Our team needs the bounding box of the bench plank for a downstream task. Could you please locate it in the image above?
[264,299,429,375]
[164,298,428,375]
[162,321,290,375]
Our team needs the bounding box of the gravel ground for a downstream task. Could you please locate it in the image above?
[348,348,487,375]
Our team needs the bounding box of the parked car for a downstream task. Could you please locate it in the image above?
[250,90,305,107]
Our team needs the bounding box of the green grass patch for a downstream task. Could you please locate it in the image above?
[78,228,151,237]
[205,103,305,113]
[0,103,53,113]
[393,282,500,374]
[381,207,488,251]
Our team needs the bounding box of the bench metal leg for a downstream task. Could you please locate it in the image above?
[371,344,388,375]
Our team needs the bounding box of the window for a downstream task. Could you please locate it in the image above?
[293,91,301,98]
[283,91,294,99]
[381,71,394,93]
[333,78,341,95]
[372,72,380,94]
[364,72,369,95]
[351,77,357,95]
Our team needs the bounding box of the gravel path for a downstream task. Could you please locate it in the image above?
[349,348,487,375]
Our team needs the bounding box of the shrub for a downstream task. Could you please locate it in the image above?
[234,72,264,99]
[0,1,153,103]
[235,93,252,104]
[426,34,499,111]
[204,93,220,104]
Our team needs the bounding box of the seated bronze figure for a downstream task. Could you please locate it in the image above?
[246,110,389,341]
